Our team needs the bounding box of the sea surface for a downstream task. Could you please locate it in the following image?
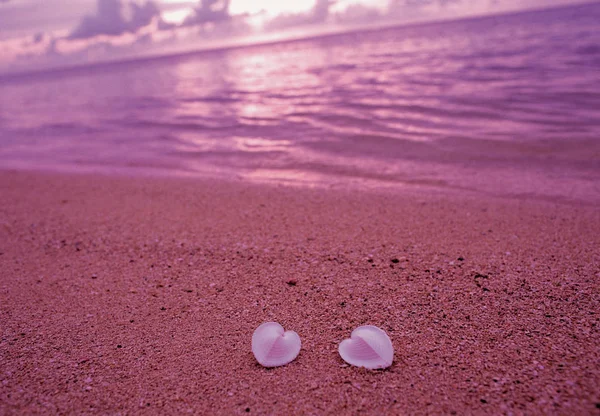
[1,3,599,203]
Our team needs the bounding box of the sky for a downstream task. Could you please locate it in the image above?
[0,0,593,74]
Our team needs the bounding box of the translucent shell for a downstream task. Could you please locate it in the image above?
[338,325,394,369]
[252,322,301,367]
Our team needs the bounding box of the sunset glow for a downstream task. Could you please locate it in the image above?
[162,8,191,24]
[229,0,316,17]
[0,0,589,74]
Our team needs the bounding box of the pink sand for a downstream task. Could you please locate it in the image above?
[1,170,599,414]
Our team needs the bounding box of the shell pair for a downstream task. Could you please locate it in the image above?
[251,322,394,370]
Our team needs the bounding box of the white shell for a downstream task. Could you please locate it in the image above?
[338,325,394,369]
[252,322,301,367]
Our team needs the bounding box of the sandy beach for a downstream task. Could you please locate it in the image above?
[0,169,598,414]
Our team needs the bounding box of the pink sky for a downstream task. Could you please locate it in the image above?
[0,0,592,74]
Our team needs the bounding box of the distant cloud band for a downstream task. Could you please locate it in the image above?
[69,0,162,39]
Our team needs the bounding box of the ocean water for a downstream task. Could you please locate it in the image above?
[1,3,599,203]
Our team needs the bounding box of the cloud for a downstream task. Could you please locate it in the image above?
[182,0,231,26]
[11,0,244,71]
[333,3,383,25]
[32,32,46,44]
[387,0,580,21]
[1,0,588,75]
[3,0,240,71]
[387,0,462,19]
[69,0,161,39]
[265,0,337,31]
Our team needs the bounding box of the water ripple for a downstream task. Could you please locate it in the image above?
[0,3,599,202]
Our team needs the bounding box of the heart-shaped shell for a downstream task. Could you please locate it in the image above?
[252,322,301,367]
[338,325,393,369]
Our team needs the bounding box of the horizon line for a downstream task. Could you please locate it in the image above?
[1,0,598,83]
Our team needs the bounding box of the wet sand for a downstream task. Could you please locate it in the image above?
[1,170,599,414]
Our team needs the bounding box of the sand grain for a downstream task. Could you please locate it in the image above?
[1,171,599,414]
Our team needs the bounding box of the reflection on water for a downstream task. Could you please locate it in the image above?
[233,138,292,153]
[0,3,599,203]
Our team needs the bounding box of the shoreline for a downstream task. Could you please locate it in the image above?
[1,163,598,209]
[1,170,599,414]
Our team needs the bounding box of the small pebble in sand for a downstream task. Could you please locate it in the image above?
[252,322,301,368]
[339,325,394,370]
